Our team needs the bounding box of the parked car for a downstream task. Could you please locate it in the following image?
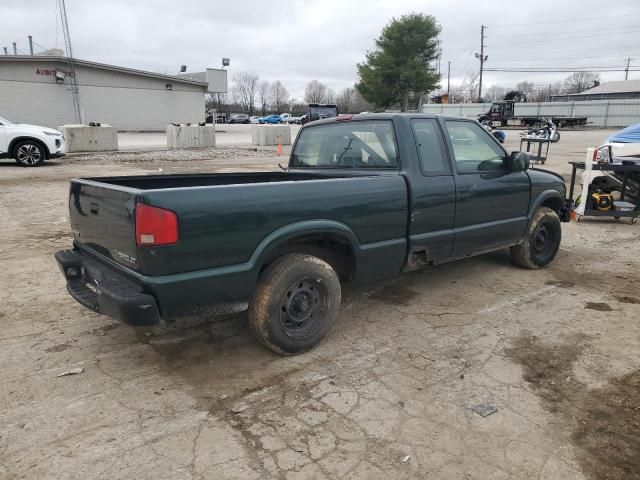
[259,114,284,124]
[55,113,568,355]
[606,123,640,157]
[228,114,250,124]
[250,116,260,124]
[0,115,65,166]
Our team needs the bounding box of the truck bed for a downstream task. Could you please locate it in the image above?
[69,170,408,276]
[94,172,342,190]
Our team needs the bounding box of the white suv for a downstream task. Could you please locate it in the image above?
[0,115,65,166]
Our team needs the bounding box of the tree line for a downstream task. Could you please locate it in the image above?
[207,75,372,116]
[445,72,602,104]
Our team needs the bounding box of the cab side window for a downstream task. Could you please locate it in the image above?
[444,121,506,174]
[410,119,450,176]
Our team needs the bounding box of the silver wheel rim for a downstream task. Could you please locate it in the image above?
[17,144,42,165]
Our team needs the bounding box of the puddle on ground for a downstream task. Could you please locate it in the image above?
[614,295,640,305]
[545,280,575,288]
[364,284,419,306]
[506,333,588,410]
[145,313,311,415]
[585,302,613,312]
[506,333,640,480]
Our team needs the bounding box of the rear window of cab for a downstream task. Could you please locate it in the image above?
[291,121,399,168]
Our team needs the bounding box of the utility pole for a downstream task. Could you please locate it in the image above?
[28,35,34,55]
[625,57,632,80]
[59,0,82,124]
[447,61,451,95]
[475,25,487,102]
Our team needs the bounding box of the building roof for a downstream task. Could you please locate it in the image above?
[568,79,640,96]
[0,55,208,87]
[178,71,207,83]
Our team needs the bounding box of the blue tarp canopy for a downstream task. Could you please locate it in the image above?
[608,123,640,143]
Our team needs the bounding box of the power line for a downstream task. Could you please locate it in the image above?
[487,26,640,37]
[485,68,640,73]
[488,54,640,62]
[491,12,640,28]
[487,29,640,47]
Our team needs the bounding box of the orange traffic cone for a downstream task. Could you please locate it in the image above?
[277,143,283,156]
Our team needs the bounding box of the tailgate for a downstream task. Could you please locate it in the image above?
[69,180,140,271]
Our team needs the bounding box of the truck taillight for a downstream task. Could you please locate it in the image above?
[135,203,179,246]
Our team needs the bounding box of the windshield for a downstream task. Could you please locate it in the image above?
[0,115,12,125]
[291,120,399,169]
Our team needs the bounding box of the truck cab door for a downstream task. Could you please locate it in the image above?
[504,102,514,119]
[406,118,456,265]
[442,119,530,257]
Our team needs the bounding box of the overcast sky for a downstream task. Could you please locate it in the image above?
[3,0,640,99]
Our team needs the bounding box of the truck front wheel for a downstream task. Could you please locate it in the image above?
[249,254,341,355]
[510,207,561,269]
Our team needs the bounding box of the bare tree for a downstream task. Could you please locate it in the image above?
[484,84,507,102]
[325,88,336,104]
[541,81,564,101]
[304,80,328,103]
[337,87,358,112]
[564,72,600,94]
[515,81,535,100]
[352,89,373,112]
[461,74,479,103]
[271,81,290,112]
[232,72,260,114]
[257,81,272,115]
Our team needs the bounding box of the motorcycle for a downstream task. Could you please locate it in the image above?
[521,118,560,143]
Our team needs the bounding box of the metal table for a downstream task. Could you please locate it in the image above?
[568,160,640,223]
[520,137,552,164]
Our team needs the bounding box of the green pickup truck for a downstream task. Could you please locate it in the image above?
[56,113,568,354]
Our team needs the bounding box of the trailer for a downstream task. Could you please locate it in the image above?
[478,100,588,128]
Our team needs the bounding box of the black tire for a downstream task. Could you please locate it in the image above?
[14,140,45,167]
[551,132,560,143]
[249,253,341,355]
[510,207,561,269]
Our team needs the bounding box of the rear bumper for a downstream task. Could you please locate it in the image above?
[55,249,160,326]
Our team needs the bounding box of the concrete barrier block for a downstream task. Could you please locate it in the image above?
[167,125,216,149]
[251,125,291,146]
[58,124,118,152]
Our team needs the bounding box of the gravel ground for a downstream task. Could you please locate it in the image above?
[1,129,639,480]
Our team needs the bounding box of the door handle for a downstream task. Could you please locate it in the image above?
[457,186,472,198]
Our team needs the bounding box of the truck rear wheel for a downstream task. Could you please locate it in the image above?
[510,207,561,269]
[249,254,341,355]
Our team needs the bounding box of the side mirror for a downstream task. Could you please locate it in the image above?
[508,151,530,172]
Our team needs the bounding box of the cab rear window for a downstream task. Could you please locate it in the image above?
[291,121,398,168]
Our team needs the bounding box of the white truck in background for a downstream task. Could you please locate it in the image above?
[280,113,303,125]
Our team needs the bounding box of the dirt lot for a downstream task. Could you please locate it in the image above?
[1,129,639,480]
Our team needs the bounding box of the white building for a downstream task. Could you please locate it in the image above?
[0,55,213,131]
